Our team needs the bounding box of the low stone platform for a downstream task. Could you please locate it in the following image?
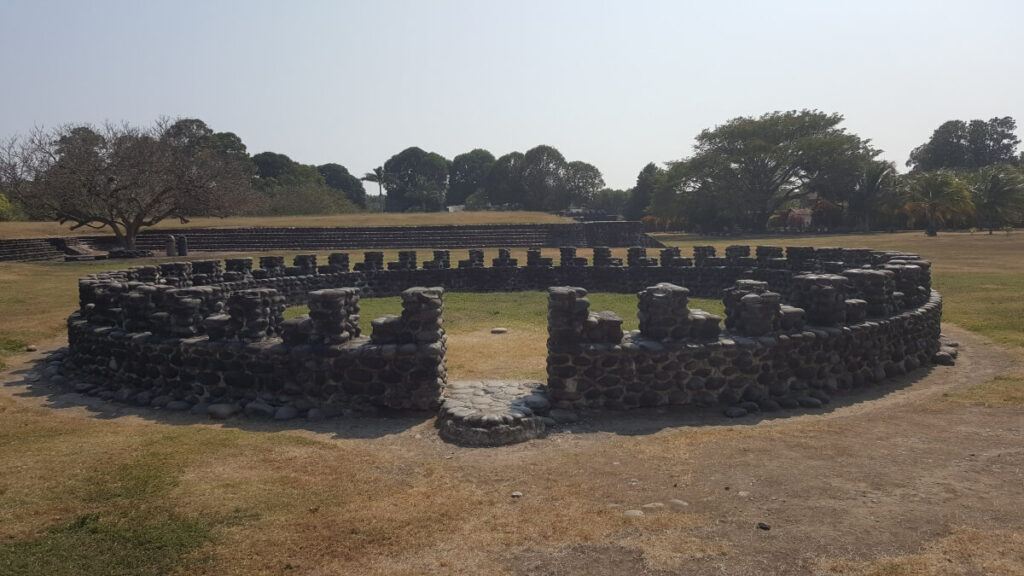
[437,380,551,446]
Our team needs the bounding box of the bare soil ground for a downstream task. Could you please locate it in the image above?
[2,324,1021,575]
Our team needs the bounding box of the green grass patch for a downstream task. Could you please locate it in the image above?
[0,511,210,576]
[944,375,1024,407]
[286,291,725,335]
[932,272,1024,349]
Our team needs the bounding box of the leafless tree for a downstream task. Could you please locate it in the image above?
[0,118,254,248]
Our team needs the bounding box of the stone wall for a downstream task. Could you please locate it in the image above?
[64,244,940,419]
[545,277,941,411]
[65,285,447,418]
[74,245,933,304]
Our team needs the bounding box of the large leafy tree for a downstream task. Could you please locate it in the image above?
[655,159,742,232]
[667,110,876,230]
[0,118,253,248]
[970,165,1024,232]
[908,117,1020,171]
[381,147,449,212]
[588,188,630,215]
[666,110,876,231]
[519,145,569,211]
[317,163,366,207]
[484,152,525,207]
[901,170,974,235]
[623,162,663,220]
[252,151,295,179]
[563,160,605,208]
[448,149,495,206]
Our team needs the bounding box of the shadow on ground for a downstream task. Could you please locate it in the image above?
[2,344,939,444]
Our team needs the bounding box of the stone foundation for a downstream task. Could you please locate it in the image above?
[60,243,945,440]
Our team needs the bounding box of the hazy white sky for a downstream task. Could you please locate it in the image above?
[1,0,1021,189]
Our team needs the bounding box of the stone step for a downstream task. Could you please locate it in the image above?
[438,380,550,446]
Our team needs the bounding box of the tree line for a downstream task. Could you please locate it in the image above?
[638,111,1024,235]
[1,112,1022,248]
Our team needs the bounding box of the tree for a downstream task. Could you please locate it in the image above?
[908,117,1020,171]
[317,163,366,207]
[361,167,388,211]
[623,162,663,220]
[655,159,740,232]
[252,151,295,179]
[0,119,254,248]
[448,149,495,206]
[588,188,629,215]
[564,161,605,208]
[0,192,15,221]
[484,152,525,207]
[970,165,1024,232]
[848,159,898,231]
[901,171,974,235]
[519,145,569,211]
[381,147,448,212]
[667,110,876,231]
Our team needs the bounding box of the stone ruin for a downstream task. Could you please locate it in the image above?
[55,244,952,446]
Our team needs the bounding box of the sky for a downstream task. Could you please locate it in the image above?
[1,0,1022,190]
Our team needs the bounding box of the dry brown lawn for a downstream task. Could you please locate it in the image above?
[0,211,570,239]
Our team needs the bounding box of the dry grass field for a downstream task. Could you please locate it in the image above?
[1,230,1022,575]
[0,211,571,239]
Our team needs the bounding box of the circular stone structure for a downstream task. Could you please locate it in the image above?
[54,244,949,446]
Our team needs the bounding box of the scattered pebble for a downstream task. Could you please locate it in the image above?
[510,491,523,498]
[668,499,689,508]
[738,491,751,497]
[490,327,509,334]
[757,522,771,531]
[25,345,38,352]
[641,502,665,510]
[623,509,644,518]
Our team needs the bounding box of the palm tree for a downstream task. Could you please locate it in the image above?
[901,171,974,236]
[970,165,1024,233]
[849,160,896,231]
[361,167,387,212]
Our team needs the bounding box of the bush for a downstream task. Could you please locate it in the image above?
[0,192,18,221]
